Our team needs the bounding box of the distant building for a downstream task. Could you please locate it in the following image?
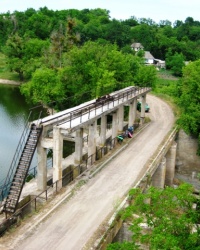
[144,51,155,64]
[131,42,144,51]
[131,42,166,68]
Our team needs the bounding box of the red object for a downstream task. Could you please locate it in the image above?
[128,132,132,138]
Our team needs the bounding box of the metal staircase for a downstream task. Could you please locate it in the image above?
[2,123,42,214]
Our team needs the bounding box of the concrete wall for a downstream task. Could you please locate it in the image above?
[176,129,200,172]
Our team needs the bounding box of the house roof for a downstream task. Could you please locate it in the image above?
[144,51,154,59]
[131,43,144,49]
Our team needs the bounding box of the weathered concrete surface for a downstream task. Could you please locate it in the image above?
[0,94,175,250]
[176,129,200,172]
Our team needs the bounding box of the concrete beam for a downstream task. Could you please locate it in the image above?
[88,121,97,165]
[128,98,137,127]
[112,112,118,140]
[140,94,146,124]
[53,126,63,191]
[100,115,107,146]
[117,106,124,133]
[41,138,53,149]
[165,141,177,186]
[37,137,47,191]
[74,128,83,165]
[151,157,166,188]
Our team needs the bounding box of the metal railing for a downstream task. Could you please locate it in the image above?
[0,110,44,202]
[0,134,121,223]
[39,87,151,128]
[0,112,33,200]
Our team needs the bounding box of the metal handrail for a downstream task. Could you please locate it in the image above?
[39,87,151,127]
[0,112,33,200]
[0,110,43,201]
[56,87,151,128]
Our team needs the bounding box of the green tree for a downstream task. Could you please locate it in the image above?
[3,33,25,80]
[177,60,200,154]
[134,65,157,88]
[20,68,64,104]
[166,51,185,76]
[108,184,200,249]
[103,19,132,48]
[3,35,49,80]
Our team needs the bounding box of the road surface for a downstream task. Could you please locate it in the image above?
[0,94,174,250]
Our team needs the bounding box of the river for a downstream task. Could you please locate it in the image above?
[0,84,40,186]
[0,84,74,188]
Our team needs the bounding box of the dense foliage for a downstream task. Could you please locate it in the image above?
[1,8,200,76]
[107,184,200,250]
[178,60,200,154]
[0,7,200,149]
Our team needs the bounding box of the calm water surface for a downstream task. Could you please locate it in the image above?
[0,84,37,185]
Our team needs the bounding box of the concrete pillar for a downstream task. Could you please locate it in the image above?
[152,157,166,188]
[165,141,177,186]
[140,94,146,124]
[128,98,137,127]
[133,98,137,124]
[112,112,118,140]
[37,137,47,191]
[88,121,97,165]
[117,106,124,133]
[100,115,107,146]
[74,128,83,165]
[53,126,63,191]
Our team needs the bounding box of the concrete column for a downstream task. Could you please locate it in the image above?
[165,141,177,186]
[117,106,124,133]
[53,126,63,191]
[74,128,83,165]
[128,98,137,127]
[88,121,97,164]
[100,115,107,146]
[37,136,47,191]
[133,98,137,124]
[128,102,134,127]
[152,157,166,188]
[112,112,118,140]
[140,94,146,124]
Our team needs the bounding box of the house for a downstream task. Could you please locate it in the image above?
[131,42,157,66]
[144,51,155,64]
[131,42,144,51]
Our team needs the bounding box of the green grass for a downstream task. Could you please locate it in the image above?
[157,69,179,80]
[0,52,19,81]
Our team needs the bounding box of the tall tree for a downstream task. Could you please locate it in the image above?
[178,60,200,154]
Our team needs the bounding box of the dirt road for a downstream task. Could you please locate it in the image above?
[0,94,174,250]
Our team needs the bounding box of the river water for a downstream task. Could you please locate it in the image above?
[0,84,74,189]
[0,84,38,186]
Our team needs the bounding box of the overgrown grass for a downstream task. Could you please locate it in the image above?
[157,68,180,80]
[0,52,19,81]
[152,71,181,118]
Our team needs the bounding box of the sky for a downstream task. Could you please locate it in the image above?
[0,0,200,24]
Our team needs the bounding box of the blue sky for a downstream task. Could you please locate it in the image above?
[0,0,200,24]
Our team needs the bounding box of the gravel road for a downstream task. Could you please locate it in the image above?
[0,94,175,250]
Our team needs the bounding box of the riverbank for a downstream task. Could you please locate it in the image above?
[0,79,20,85]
